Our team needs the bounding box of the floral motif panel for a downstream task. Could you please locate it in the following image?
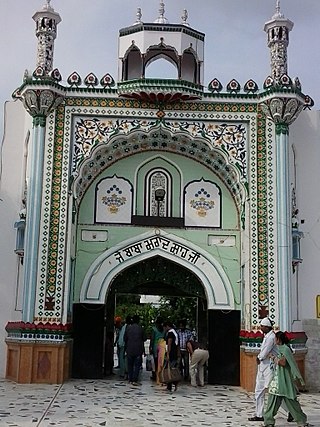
[95,176,132,224]
[73,117,247,179]
[184,179,221,227]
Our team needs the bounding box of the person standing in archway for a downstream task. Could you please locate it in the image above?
[177,319,193,380]
[117,315,132,379]
[149,316,165,381]
[124,314,146,386]
[164,320,181,392]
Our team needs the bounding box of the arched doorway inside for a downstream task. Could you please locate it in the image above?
[112,255,207,331]
[72,253,240,385]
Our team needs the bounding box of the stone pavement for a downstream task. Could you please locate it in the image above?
[0,370,319,427]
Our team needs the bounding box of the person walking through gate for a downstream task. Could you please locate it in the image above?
[186,339,209,387]
[263,331,309,427]
[124,314,146,386]
[117,315,132,379]
[177,319,193,380]
[149,316,165,381]
[164,320,181,392]
[248,317,278,422]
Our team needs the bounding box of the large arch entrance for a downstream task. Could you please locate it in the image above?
[79,230,235,310]
[72,232,240,384]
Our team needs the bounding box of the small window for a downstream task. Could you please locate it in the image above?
[292,230,303,264]
[145,169,172,217]
[14,219,26,257]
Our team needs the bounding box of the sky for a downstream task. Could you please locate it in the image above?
[1,0,320,139]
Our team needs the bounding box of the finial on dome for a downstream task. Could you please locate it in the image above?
[154,1,169,24]
[43,0,53,11]
[181,9,190,27]
[273,0,284,19]
[135,7,142,24]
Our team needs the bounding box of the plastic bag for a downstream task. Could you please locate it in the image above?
[146,354,155,371]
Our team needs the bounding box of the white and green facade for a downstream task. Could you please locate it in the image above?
[1,1,319,388]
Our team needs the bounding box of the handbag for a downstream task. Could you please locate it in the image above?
[159,362,182,383]
[146,354,154,371]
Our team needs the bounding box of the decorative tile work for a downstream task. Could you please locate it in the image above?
[39,96,272,326]
[73,117,158,171]
[72,112,248,206]
[249,110,259,325]
[185,179,221,227]
[249,110,276,325]
[35,113,55,320]
[266,120,277,319]
[37,105,69,318]
[256,110,269,318]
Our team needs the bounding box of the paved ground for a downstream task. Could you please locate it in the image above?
[0,369,319,427]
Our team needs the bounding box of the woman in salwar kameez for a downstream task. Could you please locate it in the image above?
[156,338,166,384]
[263,331,309,427]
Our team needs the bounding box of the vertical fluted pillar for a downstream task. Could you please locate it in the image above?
[260,96,304,330]
[16,89,64,321]
[260,1,306,330]
[22,121,46,320]
[275,125,291,329]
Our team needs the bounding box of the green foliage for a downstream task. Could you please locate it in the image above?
[115,295,158,338]
[115,295,198,337]
[158,296,197,328]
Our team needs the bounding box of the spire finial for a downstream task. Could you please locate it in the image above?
[159,1,165,19]
[273,0,284,19]
[135,7,142,24]
[181,9,190,26]
[43,0,53,11]
[154,1,169,24]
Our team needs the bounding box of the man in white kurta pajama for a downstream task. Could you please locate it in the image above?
[248,317,277,422]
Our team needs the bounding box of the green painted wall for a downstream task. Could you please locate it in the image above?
[74,151,241,306]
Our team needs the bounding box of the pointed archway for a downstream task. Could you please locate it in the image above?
[74,231,240,383]
[110,255,206,297]
[80,229,235,310]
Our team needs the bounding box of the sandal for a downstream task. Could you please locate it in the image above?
[248,416,264,421]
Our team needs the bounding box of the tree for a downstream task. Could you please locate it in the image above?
[158,296,197,328]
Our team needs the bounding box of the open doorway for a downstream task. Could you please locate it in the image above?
[72,255,240,385]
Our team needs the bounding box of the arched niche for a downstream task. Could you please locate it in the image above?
[181,48,198,83]
[122,45,143,80]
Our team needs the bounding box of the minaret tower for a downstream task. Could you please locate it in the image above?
[32,0,61,74]
[264,0,293,82]
[260,1,305,331]
[13,0,65,323]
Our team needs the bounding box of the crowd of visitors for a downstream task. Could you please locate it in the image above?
[114,313,309,425]
[113,315,208,391]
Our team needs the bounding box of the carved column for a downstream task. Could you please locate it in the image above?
[260,94,304,330]
[16,88,64,321]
